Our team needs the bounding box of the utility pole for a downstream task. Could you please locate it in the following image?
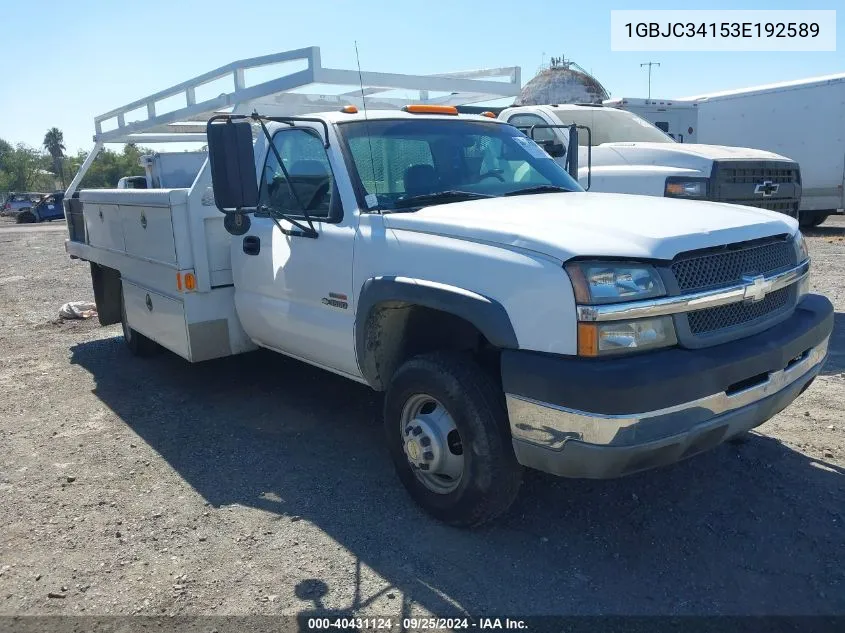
[640,61,660,100]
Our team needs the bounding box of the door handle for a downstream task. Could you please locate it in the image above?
[242,236,260,255]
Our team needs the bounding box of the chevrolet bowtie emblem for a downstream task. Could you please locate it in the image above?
[754,180,779,197]
[742,274,774,302]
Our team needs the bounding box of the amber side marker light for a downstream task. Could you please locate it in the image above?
[340,105,358,114]
[480,111,496,118]
[577,323,599,357]
[176,272,197,292]
[402,105,459,115]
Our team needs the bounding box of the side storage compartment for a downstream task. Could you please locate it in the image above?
[122,281,190,360]
[65,197,85,243]
[85,203,125,252]
[121,204,177,265]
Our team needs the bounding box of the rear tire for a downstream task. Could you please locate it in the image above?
[16,210,34,224]
[120,291,160,357]
[384,352,522,527]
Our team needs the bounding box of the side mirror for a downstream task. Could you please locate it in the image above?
[538,140,566,159]
[207,119,259,212]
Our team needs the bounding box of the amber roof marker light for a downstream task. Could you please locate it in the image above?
[402,105,459,115]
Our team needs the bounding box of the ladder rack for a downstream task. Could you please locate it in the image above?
[92,46,521,145]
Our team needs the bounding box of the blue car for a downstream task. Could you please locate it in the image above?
[17,192,65,223]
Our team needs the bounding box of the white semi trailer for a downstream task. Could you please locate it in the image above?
[606,73,845,227]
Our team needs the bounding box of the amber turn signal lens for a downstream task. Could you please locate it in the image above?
[577,323,599,357]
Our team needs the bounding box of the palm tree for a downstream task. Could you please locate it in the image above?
[43,127,66,188]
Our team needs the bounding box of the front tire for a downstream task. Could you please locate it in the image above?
[120,291,159,357]
[16,210,34,224]
[384,352,522,527]
[799,213,829,228]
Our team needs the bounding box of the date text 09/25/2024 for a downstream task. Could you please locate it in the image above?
[306,618,528,630]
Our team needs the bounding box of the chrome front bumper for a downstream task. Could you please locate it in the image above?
[506,337,828,479]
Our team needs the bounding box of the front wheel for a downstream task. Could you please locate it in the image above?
[799,213,829,228]
[384,352,522,527]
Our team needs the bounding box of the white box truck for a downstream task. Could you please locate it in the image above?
[605,73,845,227]
[63,48,833,527]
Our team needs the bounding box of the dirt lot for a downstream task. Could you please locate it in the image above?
[0,215,843,619]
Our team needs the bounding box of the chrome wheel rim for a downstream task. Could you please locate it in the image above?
[399,394,464,494]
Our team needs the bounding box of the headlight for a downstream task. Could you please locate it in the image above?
[665,177,708,198]
[567,261,676,356]
[566,262,665,304]
[793,231,809,263]
[578,317,677,357]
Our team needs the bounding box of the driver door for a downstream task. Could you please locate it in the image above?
[231,127,360,379]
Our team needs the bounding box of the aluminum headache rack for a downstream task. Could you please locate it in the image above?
[66,46,521,195]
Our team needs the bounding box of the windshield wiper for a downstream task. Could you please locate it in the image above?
[392,190,494,209]
[504,185,573,197]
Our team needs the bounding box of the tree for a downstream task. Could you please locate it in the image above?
[43,127,66,188]
[0,143,52,192]
[64,144,151,189]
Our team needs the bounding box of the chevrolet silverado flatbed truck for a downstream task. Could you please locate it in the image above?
[64,49,833,526]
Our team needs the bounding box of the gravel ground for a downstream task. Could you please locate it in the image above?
[0,215,843,619]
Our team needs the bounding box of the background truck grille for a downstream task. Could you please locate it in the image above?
[671,238,795,292]
[719,200,799,215]
[719,166,799,185]
[687,287,791,334]
[710,160,801,219]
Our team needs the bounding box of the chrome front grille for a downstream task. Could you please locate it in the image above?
[671,237,798,341]
[671,238,795,292]
[688,287,792,335]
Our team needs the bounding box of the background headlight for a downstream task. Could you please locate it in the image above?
[567,262,665,304]
[665,177,708,198]
[793,231,809,263]
[578,317,677,356]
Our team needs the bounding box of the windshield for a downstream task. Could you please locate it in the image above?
[337,118,583,211]
[551,107,674,146]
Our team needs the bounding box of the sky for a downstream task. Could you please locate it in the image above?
[0,0,841,154]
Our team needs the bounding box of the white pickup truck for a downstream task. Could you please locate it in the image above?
[64,49,833,526]
[497,104,803,220]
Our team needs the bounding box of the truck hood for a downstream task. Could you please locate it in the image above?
[603,142,794,174]
[382,192,798,262]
